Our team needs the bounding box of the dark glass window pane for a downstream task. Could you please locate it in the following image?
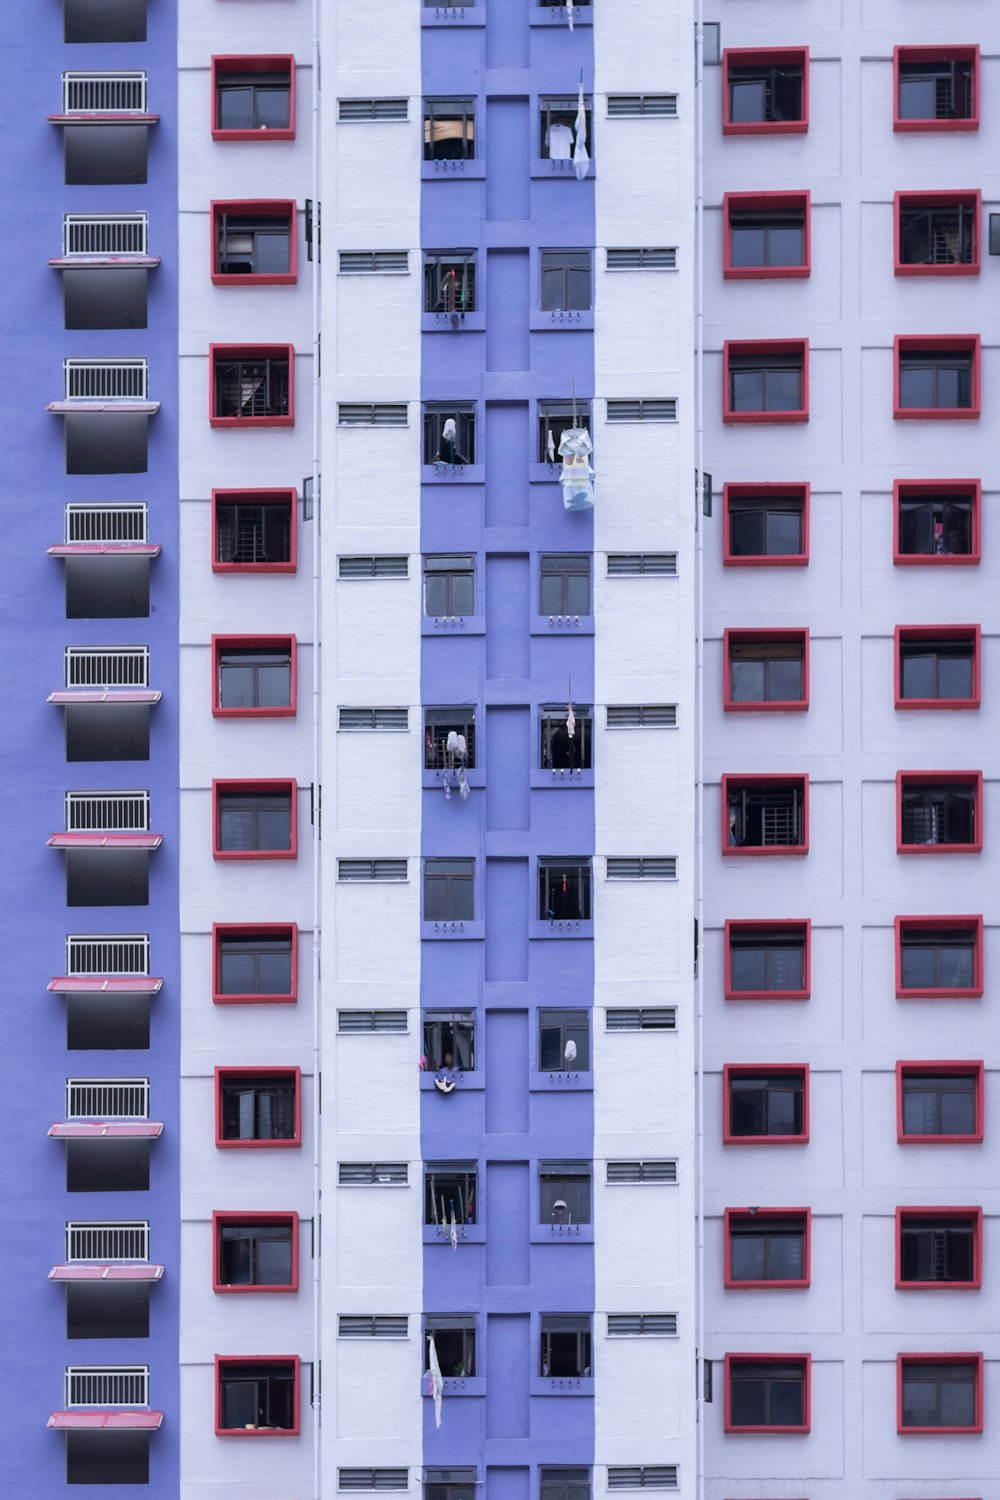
[768,658,803,700]
[731,370,764,411]
[218,86,253,130]
[730,226,766,266]
[899,366,936,408]
[899,77,936,119]
[768,369,802,409]
[730,660,764,702]
[730,947,766,990]
[730,1377,767,1425]
[255,232,291,274]
[940,1088,976,1135]
[766,510,802,553]
[730,80,766,122]
[768,226,804,265]
[938,654,973,698]
[256,89,291,129]
[730,510,765,555]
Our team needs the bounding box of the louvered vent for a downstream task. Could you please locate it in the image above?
[339,251,409,274]
[605,1008,676,1032]
[339,1471,409,1492]
[606,705,677,729]
[607,1467,679,1490]
[338,99,409,122]
[338,1315,409,1338]
[338,404,408,427]
[606,858,677,881]
[338,1011,409,1034]
[606,399,677,424]
[337,859,408,882]
[607,553,677,577]
[606,1160,677,1185]
[607,1313,678,1337]
[607,95,678,118]
[338,1163,409,1186]
[338,556,409,579]
[338,707,409,730]
[606,248,677,271]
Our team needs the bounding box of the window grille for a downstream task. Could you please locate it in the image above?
[339,250,409,274]
[63,213,148,256]
[606,1160,677,1184]
[64,358,147,400]
[65,646,149,688]
[607,95,678,117]
[66,1366,149,1407]
[425,708,477,770]
[65,503,148,544]
[424,97,476,160]
[339,1471,409,1492]
[65,790,150,832]
[339,1316,409,1338]
[606,248,677,271]
[339,556,409,579]
[62,70,147,113]
[338,1163,409,1185]
[215,497,291,567]
[538,400,593,462]
[605,1008,676,1031]
[338,403,408,427]
[67,933,149,976]
[337,859,408,882]
[214,355,288,419]
[606,399,677,423]
[338,1010,409,1034]
[606,705,677,729]
[606,858,677,881]
[66,1078,149,1119]
[339,707,409,731]
[424,252,477,313]
[607,554,677,577]
[607,1314,678,1337]
[338,99,408,122]
[66,1221,149,1262]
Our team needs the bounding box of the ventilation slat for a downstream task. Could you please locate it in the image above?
[607,553,677,577]
[607,94,678,118]
[606,858,677,881]
[607,1160,677,1184]
[339,250,409,274]
[606,705,677,729]
[338,1010,409,1034]
[338,1163,409,1186]
[606,247,677,271]
[606,1008,676,1032]
[339,1471,409,1492]
[338,556,409,579]
[607,1313,678,1337]
[606,400,677,424]
[338,403,408,427]
[608,1466,679,1490]
[338,1315,409,1338]
[338,707,409,731]
[337,859,408,883]
[338,99,408,122]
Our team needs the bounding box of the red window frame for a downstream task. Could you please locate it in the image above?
[894,625,981,711]
[212,1211,300,1294]
[723,1352,811,1433]
[893,335,981,422]
[896,1061,985,1145]
[214,1354,301,1436]
[895,771,983,856]
[211,56,296,142]
[209,344,295,429]
[211,635,297,719]
[724,919,811,1001]
[724,1207,811,1289]
[722,483,810,568]
[212,778,298,862]
[215,1066,302,1150]
[212,922,298,1005]
[723,191,811,280]
[894,916,983,999]
[723,629,809,713]
[723,339,809,425]
[723,1063,810,1146]
[210,200,298,286]
[722,48,809,137]
[893,480,981,567]
[896,1353,983,1435]
[722,773,809,857]
[211,488,298,575]
[893,46,980,134]
[895,1207,982,1291]
[894,190,981,278]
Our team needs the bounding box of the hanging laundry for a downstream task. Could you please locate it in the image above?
[450,1208,459,1250]
[564,1039,578,1065]
[427,1336,444,1428]
[546,430,557,464]
[566,700,576,740]
[566,1,574,29]
[548,120,573,160]
[457,765,470,801]
[573,82,590,180]
[558,426,594,511]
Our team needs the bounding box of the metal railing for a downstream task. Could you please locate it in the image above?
[63,213,148,256]
[65,791,150,832]
[65,646,149,687]
[66,1078,150,1119]
[65,1366,149,1407]
[66,1221,150,1263]
[67,934,150,976]
[65,504,148,544]
[64,358,148,400]
[62,71,147,114]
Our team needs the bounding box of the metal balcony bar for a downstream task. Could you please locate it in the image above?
[65,504,148,544]
[65,792,150,833]
[65,1366,149,1408]
[67,934,150,976]
[66,1221,150,1263]
[64,359,148,400]
[65,646,149,687]
[66,1078,150,1119]
[62,72,147,114]
[63,214,148,257]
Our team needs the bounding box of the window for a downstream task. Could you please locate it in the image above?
[606,1314,678,1338]
[607,1470,677,1493]
[216,1069,300,1147]
[539,1161,592,1224]
[723,775,808,855]
[539,1009,590,1071]
[339,1316,408,1338]
[338,859,408,882]
[338,98,408,122]
[212,201,295,284]
[424,252,476,313]
[212,636,295,717]
[538,400,592,462]
[724,630,808,711]
[213,780,296,859]
[424,555,475,617]
[424,859,475,922]
[724,484,808,566]
[425,1471,476,1500]
[339,707,409,731]
[541,250,592,312]
[896,192,979,275]
[426,1316,476,1377]
[723,48,808,134]
[339,555,409,579]
[724,1355,810,1433]
[725,921,810,1000]
[724,1065,808,1144]
[215,1356,299,1435]
[897,1209,981,1289]
[424,97,475,160]
[338,403,408,427]
[213,924,296,1003]
[894,47,978,132]
[897,1063,984,1143]
[540,97,592,161]
[540,1471,590,1500]
[894,336,979,419]
[724,192,810,279]
[424,1163,477,1227]
[894,481,979,564]
[606,248,676,271]
[540,1315,592,1378]
[605,399,677,424]
[212,56,294,141]
[340,250,409,275]
[424,404,476,468]
[64,0,146,43]
[540,554,591,616]
[895,916,982,998]
[339,1010,408,1033]
[338,1163,408,1185]
[212,489,295,572]
[605,1008,676,1031]
[897,772,981,854]
[213,1213,297,1292]
[897,1355,982,1434]
[605,705,677,729]
[723,340,808,423]
[538,859,592,921]
[540,706,592,770]
[425,709,476,770]
[895,627,980,709]
[423,1010,475,1071]
[210,344,293,426]
[725,1209,810,1288]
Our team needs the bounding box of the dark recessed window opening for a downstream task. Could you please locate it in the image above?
[423,1010,475,1071]
[729,1359,806,1428]
[540,1315,592,1377]
[426,1317,476,1377]
[214,355,289,420]
[424,1163,477,1226]
[540,707,593,770]
[218,1220,294,1287]
[898,350,973,410]
[540,97,592,160]
[901,1071,978,1137]
[729,927,806,993]
[423,858,475,921]
[900,1359,978,1429]
[541,250,592,311]
[218,647,292,710]
[217,931,293,997]
[215,498,291,566]
[899,637,975,701]
[730,208,805,269]
[538,859,592,921]
[898,493,973,556]
[729,1214,806,1283]
[727,781,804,849]
[218,1361,295,1430]
[425,1471,477,1500]
[728,1071,805,1138]
[424,252,476,312]
[217,212,292,276]
[217,72,291,132]
[64,0,147,43]
[900,1215,976,1284]
[539,1161,592,1224]
[539,1009,590,1071]
[898,60,972,122]
[538,400,592,463]
[220,1074,297,1142]
[217,790,292,853]
[729,639,804,704]
[900,203,975,266]
[424,98,475,160]
[539,553,591,616]
[901,782,977,847]
[729,352,803,414]
[424,709,476,770]
[900,926,977,991]
[424,555,475,617]
[728,64,803,124]
[423,405,475,464]
[728,492,804,558]
[540,1470,591,1500]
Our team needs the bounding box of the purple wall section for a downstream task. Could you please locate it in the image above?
[0,4,178,1494]
[421,4,595,1485]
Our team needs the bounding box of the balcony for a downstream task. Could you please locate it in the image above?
[51,213,159,271]
[48,361,159,476]
[49,359,158,416]
[49,1365,161,1485]
[50,648,160,763]
[50,506,160,619]
[52,1224,163,1339]
[51,1079,161,1191]
[49,792,161,907]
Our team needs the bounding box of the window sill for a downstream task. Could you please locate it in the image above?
[530,614,595,636]
[213,848,297,862]
[898,842,981,856]
[421,616,486,636]
[419,1071,485,1093]
[894,407,980,422]
[422,1377,486,1398]
[212,559,297,575]
[529,310,595,332]
[423,768,486,791]
[214,1281,298,1295]
[894,553,980,568]
[531,7,594,25]
[726,1277,810,1291]
[726,988,809,1003]
[211,272,297,288]
[531,157,595,180]
[723,409,808,426]
[723,554,808,569]
[897,987,982,1001]
[422,463,486,483]
[722,121,808,138]
[216,1137,302,1150]
[895,263,980,279]
[209,414,294,430]
[530,1376,594,1397]
[422,920,485,941]
[422,160,486,180]
[529,919,593,940]
[213,706,296,719]
[899,1133,983,1146]
[895,697,979,712]
[894,120,979,135]
[423,1222,485,1245]
[213,991,297,1006]
[723,845,807,858]
[897,1279,979,1292]
[531,1222,594,1244]
[530,769,594,790]
[724,700,808,714]
[212,128,296,143]
[216,1425,299,1437]
[421,312,486,334]
[724,1134,809,1147]
[422,8,486,26]
[724,265,810,281]
[529,1070,593,1092]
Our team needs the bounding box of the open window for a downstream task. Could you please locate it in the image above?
[538,859,592,921]
[211,201,296,285]
[540,706,592,771]
[424,1163,477,1229]
[897,1355,982,1434]
[723,484,808,566]
[541,250,592,312]
[895,916,982,999]
[423,859,475,921]
[896,1208,981,1290]
[210,345,293,427]
[215,1067,301,1148]
[539,1161,592,1225]
[423,97,475,160]
[724,1354,810,1432]
[213,779,296,860]
[724,192,810,279]
[213,924,297,1005]
[212,636,295,717]
[538,400,592,464]
[724,1065,809,1144]
[895,626,980,710]
[894,336,979,420]
[725,920,810,1000]
[897,772,981,854]
[722,48,808,135]
[424,708,476,770]
[212,489,296,573]
[539,1010,590,1072]
[725,1208,810,1289]
[423,1010,476,1072]
[540,96,592,162]
[894,480,980,564]
[423,404,475,466]
[895,191,980,276]
[894,46,978,132]
[425,1316,476,1377]
[215,1356,299,1435]
[897,1062,984,1144]
[724,630,808,711]
[723,774,808,855]
[213,1212,298,1292]
[424,252,476,314]
[212,56,294,141]
[540,1315,592,1378]
[723,340,808,423]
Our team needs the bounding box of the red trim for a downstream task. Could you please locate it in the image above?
[214,1066,302,1149]
[896,1353,983,1434]
[894,625,981,710]
[209,344,294,428]
[896,771,983,855]
[212,922,298,1005]
[893,46,980,133]
[893,480,981,566]
[724,1207,811,1288]
[212,778,297,861]
[210,200,297,286]
[723,628,809,712]
[896,1061,985,1145]
[723,1353,811,1433]
[722,483,810,567]
[723,191,811,279]
[722,49,809,136]
[894,916,983,999]
[724,919,811,1000]
[211,56,296,141]
[211,635,297,718]
[721,773,809,857]
[723,339,809,424]
[893,335,981,421]
[214,1354,301,1435]
[212,1211,299,1293]
[211,488,297,574]
[723,1063,810,1145]
[894,191,981,277]
[895,1207,982,1290]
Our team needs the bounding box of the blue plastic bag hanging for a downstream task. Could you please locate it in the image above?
[558,426,594,511]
